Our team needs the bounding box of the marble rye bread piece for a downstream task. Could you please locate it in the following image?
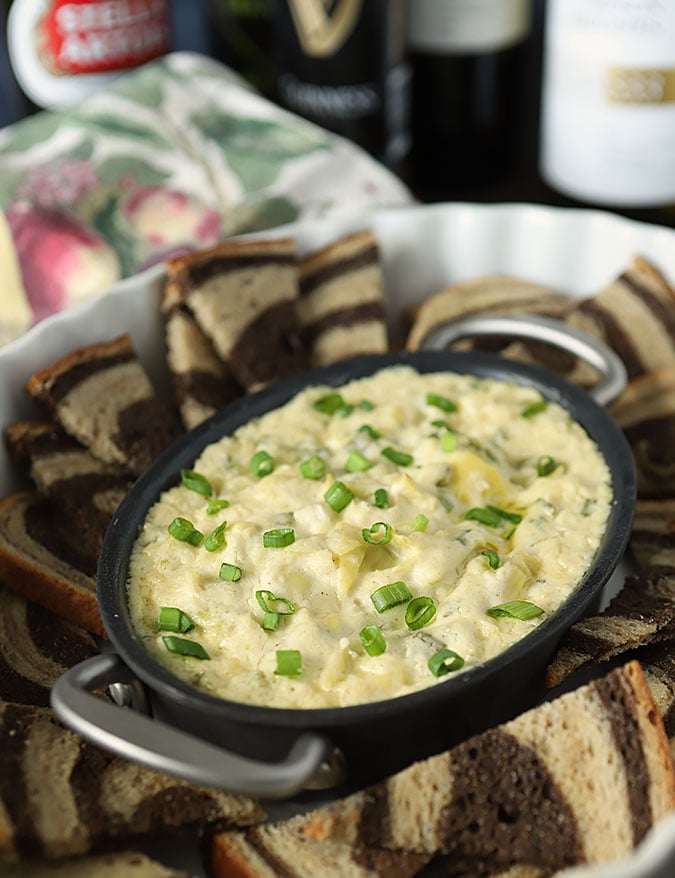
[166,238,306,391]
[0,702,265,863]
[630,498,675,570]
[161,278,243,430]
[0,584,99,707]
[24,334,181,478]
[0,850,197,878]
[0,492,101,636]
[544,566,675,688]
[639,642,675,758]
[301,662,675,873]
[296,229,388,367]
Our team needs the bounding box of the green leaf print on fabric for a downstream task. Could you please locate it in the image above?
[228,196,299,234]
[107,69,166,107]
[96,156,170,188]
[191,113,332,190]
[0,114,64,155]
[68,111,172,149]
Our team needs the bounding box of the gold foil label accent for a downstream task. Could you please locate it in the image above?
[606,67,675,104]
[288,0,362,58]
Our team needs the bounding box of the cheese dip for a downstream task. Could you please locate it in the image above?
[128,365,612,709]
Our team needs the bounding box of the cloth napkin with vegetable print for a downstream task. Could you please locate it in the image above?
[0,51,413,345]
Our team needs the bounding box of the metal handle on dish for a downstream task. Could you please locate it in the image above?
[420,314,627,406]
[51,652,344,799]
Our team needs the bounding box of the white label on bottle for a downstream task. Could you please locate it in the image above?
[408,0,532,53]
[540,0,675,206]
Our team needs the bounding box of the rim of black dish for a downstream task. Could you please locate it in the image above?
[98,350,636,726]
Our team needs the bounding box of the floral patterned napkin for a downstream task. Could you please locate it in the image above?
[0,51,413,345]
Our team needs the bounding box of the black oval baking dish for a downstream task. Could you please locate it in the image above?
[52,347,636,801]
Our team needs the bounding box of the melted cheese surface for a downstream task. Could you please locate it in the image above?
[128,366,612,708]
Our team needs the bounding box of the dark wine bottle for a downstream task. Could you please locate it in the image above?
[408,0,533,201]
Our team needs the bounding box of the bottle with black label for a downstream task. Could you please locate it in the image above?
[408,0,533,201]
[209,0,410,171]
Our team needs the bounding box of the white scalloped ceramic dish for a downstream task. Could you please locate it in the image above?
[1,202,674,876]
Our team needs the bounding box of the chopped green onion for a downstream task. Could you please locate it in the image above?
[487,505,523,524]
[465,506,502,528]
[359,625,386,656]
[158,606,195,634]
[537,455,558,477]
[275,649,302,676]
[300,455,326,480]
[358,424,381,439]
[429,648,465,677]
[362,521,393,545]
[405,596,437,630]
[441,431,457,452]
[381,446,413,467]
[374,488,389,509]
[255,590,296,615]
[336,403,354,417]
[262,528,295,548]
[204,520,227,552]
[412,513,429,532]
[486,600,544,620]
[180,469,212,497]
[219,562,242,581]
[358,399,375,411]
[162,636,210,660]
[346,450,371,472]
[426,393,458,413]
[521,400,548,418]
[430,419,452,430]
[371,581,413,613]
[314,393,345,414]
[250,450,274,478]
[168,517,204,546]
[324,480,354,512]
[262,611,280,631]
[481,548,501,569]
[505,526,517,540]
[207,498,230,515]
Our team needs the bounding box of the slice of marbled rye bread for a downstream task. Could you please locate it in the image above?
[296,230,388,367]
[1,850,196,878]
[301,662,675,873]
[166,238,306,391]
[24,335,181,478]
[630,498,675,570]
[161,278,243,429]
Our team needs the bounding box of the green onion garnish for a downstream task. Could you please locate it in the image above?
[426,393,458,413]
[168,517,204,546]
[430,419,452,430]
[262,528,295,548]
[359,625,386,656]
[371,581,413,613]
[255,590,296,615]
[405,596,437,630]
[158,607,195,634]
[250,450,274,478]
[275,649,302,676]
[204,520,227,552]
[314,393,345,414]
[346,450,371,472]
[537,455,558,477]
[362,521,393,545]
[521,400,548,418]
[412,513,429,532]
[324,480,354,512]
[441,431,457,452]
[481,548,501,569]
[486,600,544,620]
[262,611,280,631]
[429,648,465,677]
[358,424,381,439]
[162,636,210,660]
[488,505,522,524]
[336,403,354,417]
[180,469,212,497]
[219,562,242,581]
[300,455,326,480]
[358,399,375,411]
[381,446,413,467]
[464,506,502,528]
[207,498,230,515]
[374,488,389,508]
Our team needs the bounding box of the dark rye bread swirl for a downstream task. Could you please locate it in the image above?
[640,642,675,758]
[24,335,181,478]
[302,662,675,872]
[0,493,101,636]
[631,498,675,570]
[0,702,264,863]
[161,278,243,430]
[166,238,306,391]
[545,567,675,688]
[1,850,196,877]
[296,230,388,367]
[0,585,99,707]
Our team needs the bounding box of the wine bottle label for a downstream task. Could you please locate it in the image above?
[540,0,675,207]
[287,0,361,58]
[408,0,532,53]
